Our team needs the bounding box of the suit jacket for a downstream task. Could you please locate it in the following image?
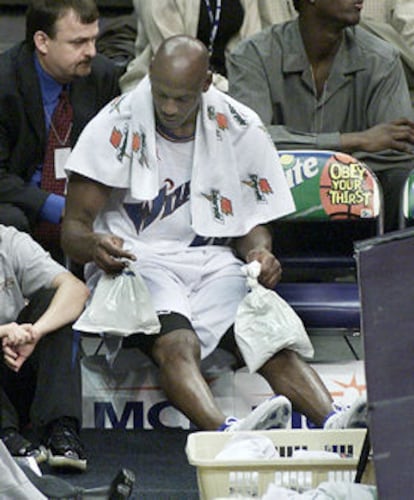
[0,42,121,226]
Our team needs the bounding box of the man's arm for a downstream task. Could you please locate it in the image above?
[61,173,136,273]
[233,225,281,289]
[0,123,49,220]
[340,118,414,154]
[31,271,89,341]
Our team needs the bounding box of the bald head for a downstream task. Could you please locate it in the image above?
[150,35,210,90]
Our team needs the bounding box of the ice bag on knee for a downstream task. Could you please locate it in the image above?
[235,261,314,373]
[74,266,160,336]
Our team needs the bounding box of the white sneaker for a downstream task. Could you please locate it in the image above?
[324,395,368,430]
[221,395,292,431]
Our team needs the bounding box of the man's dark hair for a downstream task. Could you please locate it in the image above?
[26,0,99,48]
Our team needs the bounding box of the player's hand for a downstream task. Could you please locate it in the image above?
[92,233,136,274]
[246,248,282,289]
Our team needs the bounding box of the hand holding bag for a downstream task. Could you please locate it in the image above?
[235,261,314,373]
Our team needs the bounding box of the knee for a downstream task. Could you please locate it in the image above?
[274,348,298,361]
[259,348,299,372]
[152,330,201,366]
[275,348,303,365]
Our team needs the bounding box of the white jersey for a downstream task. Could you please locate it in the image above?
[92,133,229,260]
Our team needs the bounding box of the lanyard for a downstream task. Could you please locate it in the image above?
[203,0,222,54]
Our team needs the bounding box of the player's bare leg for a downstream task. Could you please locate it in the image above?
[150,328,226,430]
[258,349,333,426]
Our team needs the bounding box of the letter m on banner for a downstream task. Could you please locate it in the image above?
[94,402,144,429]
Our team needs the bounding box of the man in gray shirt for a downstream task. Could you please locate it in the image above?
[0,224,89,470]
[228,0,414,231]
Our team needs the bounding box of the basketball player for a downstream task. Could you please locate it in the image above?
[61,35,367,431]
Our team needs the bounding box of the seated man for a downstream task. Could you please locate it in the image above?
[62,35,366,432]
[118,0,298,94]
[0,0,121,261]
[0,224,89,470]
[227,0,414,232]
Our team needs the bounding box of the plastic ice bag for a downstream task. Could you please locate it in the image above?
[235,261,314,373]
[74,266,160,336]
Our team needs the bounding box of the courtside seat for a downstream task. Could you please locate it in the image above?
[276,282,360,330]
[272,151,383,358]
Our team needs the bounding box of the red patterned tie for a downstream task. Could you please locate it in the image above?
[34,89,73,251]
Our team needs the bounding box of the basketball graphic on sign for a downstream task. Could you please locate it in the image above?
[319,153,375,219]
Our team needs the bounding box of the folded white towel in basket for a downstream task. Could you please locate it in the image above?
[215,433,279,461]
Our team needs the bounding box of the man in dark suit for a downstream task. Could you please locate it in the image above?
[0,0,121,261]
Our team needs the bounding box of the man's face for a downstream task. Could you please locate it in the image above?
[315,0,363,27]
[150,74,204,134]
[35,8,98,83]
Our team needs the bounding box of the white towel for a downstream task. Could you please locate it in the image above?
[65,76,294,237]
[215,433,279,461]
